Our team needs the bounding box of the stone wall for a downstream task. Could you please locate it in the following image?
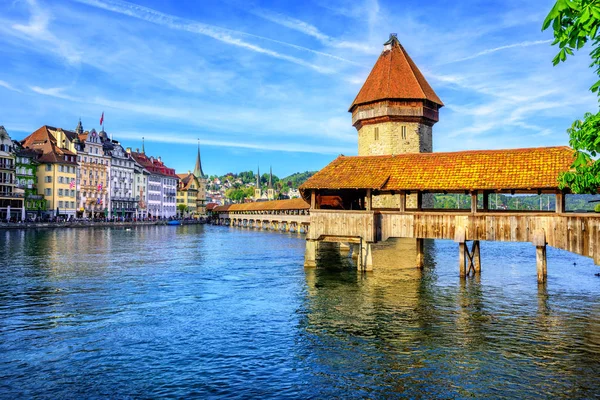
[358,121,432,156]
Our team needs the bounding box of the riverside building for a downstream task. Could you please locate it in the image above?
[74,124,111,219]
[0,126,23,221]
[21,126,78,219]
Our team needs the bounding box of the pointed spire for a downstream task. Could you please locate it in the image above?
[142,137,145,154]
[349,33,443,112]
[193,138,205,179]
[268,166,273,189]
[75,118,83,134]
[256,166,260,187]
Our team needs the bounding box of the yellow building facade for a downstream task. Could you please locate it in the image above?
[22,126,79,218]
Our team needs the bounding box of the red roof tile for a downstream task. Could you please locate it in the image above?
[300,146,575,192]
[349,36,443,111]
[213,198,309,213]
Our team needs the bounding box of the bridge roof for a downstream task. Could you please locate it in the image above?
[213,198,309,213]
[300,146,574,193]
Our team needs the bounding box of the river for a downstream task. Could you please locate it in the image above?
[1,225,600,398]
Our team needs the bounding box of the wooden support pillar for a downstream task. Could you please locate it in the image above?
[399,191,406,213]
[339,242,351,257]
[366,189,372,211]
[416,192,423,211]
[472,240,481,273]
[358,240,373,272]
[471,191,478,213]
[310,190,316,209]
[416,238,424,269]
[455,226,467,278]
[556,191,565,214]
[482,191,489,212]
[533,229,547,283]
[304,240,317,268]
[351,244,359,261]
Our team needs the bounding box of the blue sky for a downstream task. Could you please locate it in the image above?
[0,0,596,177]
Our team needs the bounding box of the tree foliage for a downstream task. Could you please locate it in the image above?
[543,0,600,193]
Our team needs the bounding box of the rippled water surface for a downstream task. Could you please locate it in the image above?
[2,225,600,398]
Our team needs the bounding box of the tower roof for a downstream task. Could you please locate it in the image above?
[193,140,205,179]
[349,34,443,112]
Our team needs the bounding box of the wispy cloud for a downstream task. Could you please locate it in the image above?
[444,40,553,64]
[10,0,82,65]
[116,131,354,155]
[251,8,376,55]
[72,0,347,73]
[0,80,21,93]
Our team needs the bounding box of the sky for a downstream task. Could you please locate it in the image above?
[0,0,597,177]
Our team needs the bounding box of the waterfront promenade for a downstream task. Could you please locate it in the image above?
[0,219,206,230]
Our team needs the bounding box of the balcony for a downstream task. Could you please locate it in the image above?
[0,178,16,184]
[28,194,44,200]
[0,163,15,170]
[0,192,24,199]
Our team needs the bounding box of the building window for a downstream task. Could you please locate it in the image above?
[59,201,63,208]
[58,189,63,196]
[45,176,52,183]
[71,190,75,197]
[401,126,407,140]
[374,127,379,141]
[46,164,52,171]
[45,188,51,196]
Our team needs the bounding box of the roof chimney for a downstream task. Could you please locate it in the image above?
[126,147,131,153]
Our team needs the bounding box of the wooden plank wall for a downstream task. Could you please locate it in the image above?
[308,210,376,242]
[380,212,600,264]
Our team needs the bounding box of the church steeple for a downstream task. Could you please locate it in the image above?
[193,139,205,179]
[267,166,275,200]
[254,166,262,200]
[142,137,145,154]
[75,118,83,134]
[268,166,273,189]
[350,34,443,156]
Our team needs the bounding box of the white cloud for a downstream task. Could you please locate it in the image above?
[72,0,347,73]
[250,8,376,55]
[0,80,21,93]
[10,0,82,64]
[445,40,553,64]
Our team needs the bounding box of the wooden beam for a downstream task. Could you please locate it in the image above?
[471,191,478,213]
[482,191,489,212]
[366,189,372,211]
[310,190,316,209]
[416,191,423,211]
[399,191,406,213]
[416,238,424,268]
[556,191,565,214]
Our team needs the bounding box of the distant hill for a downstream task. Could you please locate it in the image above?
[280,171,317,189]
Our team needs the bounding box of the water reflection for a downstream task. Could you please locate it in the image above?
[2,227,600,398]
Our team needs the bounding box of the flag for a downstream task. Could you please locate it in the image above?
[70,180,75,189]
[100,112,104,126]
[97,183,103,191]
[97,198,101,205]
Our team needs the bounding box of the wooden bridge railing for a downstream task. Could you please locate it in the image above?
[308,209,600,265]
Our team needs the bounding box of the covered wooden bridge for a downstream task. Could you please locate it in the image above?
[213,198,310,233]
[300,146,600,282]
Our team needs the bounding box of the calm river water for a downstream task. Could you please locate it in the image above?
[1,225,600,398]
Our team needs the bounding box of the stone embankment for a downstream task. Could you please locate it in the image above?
[0,219,207,231]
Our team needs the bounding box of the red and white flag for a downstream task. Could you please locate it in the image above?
[70,180,75,189]
[100,112,104,126]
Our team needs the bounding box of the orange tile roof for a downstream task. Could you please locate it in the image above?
[21,125,78,165]
[213,198,309,213]
[349,36,443,111]
[300,146,574,192]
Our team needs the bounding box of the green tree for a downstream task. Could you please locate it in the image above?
[543,0,600,193]
[177,204,188,217]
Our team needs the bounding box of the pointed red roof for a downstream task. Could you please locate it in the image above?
[349,35,443,111]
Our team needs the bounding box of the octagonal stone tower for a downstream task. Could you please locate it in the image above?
[350,34,443,157]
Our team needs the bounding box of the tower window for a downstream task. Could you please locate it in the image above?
[401,126,407,140]
[374,127,379,141]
